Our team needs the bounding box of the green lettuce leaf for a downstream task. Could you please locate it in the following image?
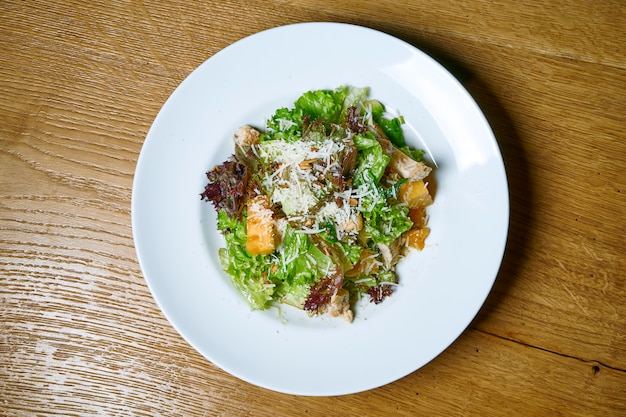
[363,203,413,245]
[216,210,276,309]
[262,107,303,142]
[353,132,390,186]
[295,88,345,123]
[377,116,406,148]
[366,99,425,162]
[341,86,369,118]
[273,225,334,308]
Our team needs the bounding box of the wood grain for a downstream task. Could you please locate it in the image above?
[1,0,625,415]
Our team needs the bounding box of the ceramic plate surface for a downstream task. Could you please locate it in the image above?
[132,22,509,396]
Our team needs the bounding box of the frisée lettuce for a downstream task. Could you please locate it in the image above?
[201,86,434,322]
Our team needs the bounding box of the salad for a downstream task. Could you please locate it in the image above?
[201,86,433,322]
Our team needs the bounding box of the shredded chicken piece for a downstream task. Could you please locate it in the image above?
[234,125,260,146]
[377,239,403,270]
[325,289,353,323]
[377,136,431,180]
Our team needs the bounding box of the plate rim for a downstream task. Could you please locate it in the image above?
[131,21,509,396]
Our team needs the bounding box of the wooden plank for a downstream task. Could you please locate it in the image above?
[282,0,626,67]
[1,318,624,415]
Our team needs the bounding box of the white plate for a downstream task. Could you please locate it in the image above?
[132,22,509,396]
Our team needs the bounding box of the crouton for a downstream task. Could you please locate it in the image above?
[405,228,430,250]
[245,195,276,256]
[398,180,433,209]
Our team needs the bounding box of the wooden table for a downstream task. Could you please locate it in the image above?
[2,1,625,415]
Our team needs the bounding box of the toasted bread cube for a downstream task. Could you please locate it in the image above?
[405,228,430,251]
[246,195,275,256]
[398,180,433,209]
[409,207,428,228]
